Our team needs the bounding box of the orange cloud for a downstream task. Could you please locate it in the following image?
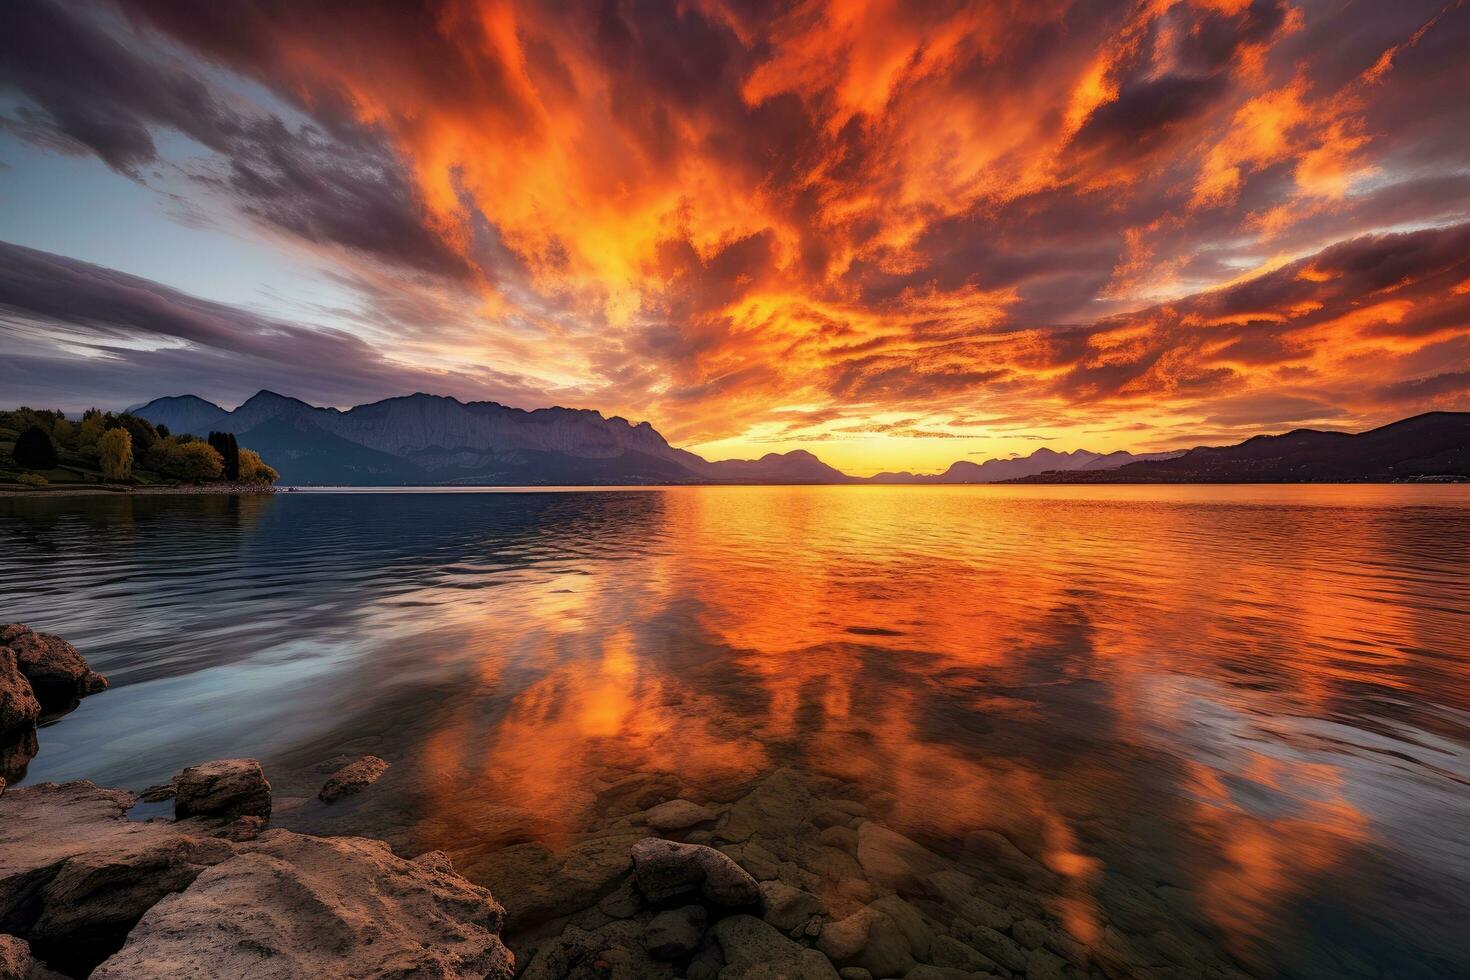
[28,0,1454,469]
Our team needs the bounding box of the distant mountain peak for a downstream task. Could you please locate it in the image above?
[241,389,314,408]
[127,393,224,414]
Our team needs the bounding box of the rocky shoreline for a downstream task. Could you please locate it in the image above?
[1,624,108,789]
[0,628,1260,979]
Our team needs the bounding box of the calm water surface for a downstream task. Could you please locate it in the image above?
[3,486,1468,978]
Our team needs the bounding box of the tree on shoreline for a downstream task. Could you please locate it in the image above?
[12,426,58,470]
[98,428,133,481]
[238,448,279,485]
[148,437,223,481]
[77,410,105,450]
[4,406,280,486]
[208,432,241,481]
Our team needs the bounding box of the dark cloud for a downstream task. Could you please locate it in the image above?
[1072,74,1229,153]
[0,0,478,282]
[1372,371,1470,405]
[0,240,549,411]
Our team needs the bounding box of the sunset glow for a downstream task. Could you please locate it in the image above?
[2,0,1468,471]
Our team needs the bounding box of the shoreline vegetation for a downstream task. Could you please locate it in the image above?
[1,406,279,494]
[1,630,1269,980]
[0,482,279,497]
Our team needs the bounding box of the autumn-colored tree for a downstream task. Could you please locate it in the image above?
[238,448,279,485]
[98,428,133,481]
[52,416,76,447]
[147,437,223,481]
[77,410,105,450]
[106,413,159,452]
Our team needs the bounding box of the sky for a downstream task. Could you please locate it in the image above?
[1,0,1468,475]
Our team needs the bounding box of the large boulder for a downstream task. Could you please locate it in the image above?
[92,829,514,980]
[0,934,66,980]
[173,759,272,821]
[630,837,762,908]
[317,755,390,803]
[0,781,234,977]
[0,651,40,739]
[0,626,106,712]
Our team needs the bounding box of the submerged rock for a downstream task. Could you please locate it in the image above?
[758,879,825,936]
[92,829,514,980]
[478,832,639,930]
[173,759,272,821]
[815,905,916,979]
[951,921,1029,973]
[0,781,234,976]
[709,914,838,980]
[520,920,669,980]
[317,754,390,803]
[642,905,707,960]
[854,821,947,896]
[0,625,106,712]
[630,837,762,908]
[643,798,717,832]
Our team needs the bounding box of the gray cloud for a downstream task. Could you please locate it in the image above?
[0,0,479,283]
[0,240,551,412]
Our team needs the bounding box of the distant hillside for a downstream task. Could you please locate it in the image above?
[1007,413,1470,483]
[865,447,1182,484]
[134,391,1466,487]
[134,391,849,486]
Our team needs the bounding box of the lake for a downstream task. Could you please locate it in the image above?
[3,485,1468,978]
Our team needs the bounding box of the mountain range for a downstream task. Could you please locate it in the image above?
[1007,411,1470,483]
[131,392,1469,486]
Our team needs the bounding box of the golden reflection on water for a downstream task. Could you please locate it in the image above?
[5,485,1468,974]
[361,486,1470,968]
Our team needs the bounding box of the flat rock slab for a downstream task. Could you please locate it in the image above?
[318,755,390,803]
[631,837,762,908]
[174,759,271,821]
[0,781,234,976]
[92,829,514,980]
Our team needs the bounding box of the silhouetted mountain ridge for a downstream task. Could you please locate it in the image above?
[133,392,1465,486]
[135,390,848,485]
[1006,412,1470,483]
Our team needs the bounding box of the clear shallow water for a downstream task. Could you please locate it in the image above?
[3,485,1469,978]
